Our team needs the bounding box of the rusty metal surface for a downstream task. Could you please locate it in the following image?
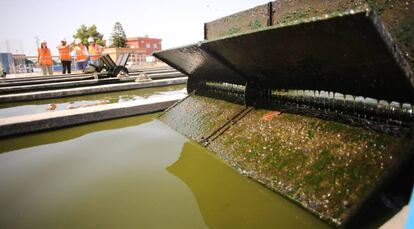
[155,11,414,104]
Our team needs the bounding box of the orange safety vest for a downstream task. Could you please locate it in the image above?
[38,48,52,65]
[75,45,87,62]
[88,44,102,61]
[58,45,71,61]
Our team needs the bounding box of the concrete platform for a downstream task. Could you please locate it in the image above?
[0,93,186,138]
[0,71,186,94]
[0,77,187,103]
[0,68,177,86]
[0,75,94,87]
[0,79,100,94]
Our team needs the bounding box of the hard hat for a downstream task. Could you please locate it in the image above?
[61,37,67,42]
[75,38,82,45]
[40,40,47,44]
[87,37,94,43]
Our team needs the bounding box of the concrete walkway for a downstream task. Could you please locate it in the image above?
[0,77,187,103]
[0,71,185,94]
[0,93,186,138]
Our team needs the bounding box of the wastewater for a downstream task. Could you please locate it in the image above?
[0,113,330,229]
[0,84,186,118]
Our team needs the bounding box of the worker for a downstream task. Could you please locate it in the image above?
[88,37,103,66]
[74,38,89,72]
[57,38,72,74]
[37,40,53,76]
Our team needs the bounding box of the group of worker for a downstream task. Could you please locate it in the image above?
[37,37,103,76]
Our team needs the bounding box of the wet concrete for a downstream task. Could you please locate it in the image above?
[0,93,186,138]
[0,85,186,118]
[0,114,330,229]
[0,77,187,103]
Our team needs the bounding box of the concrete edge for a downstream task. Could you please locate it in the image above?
[0,71,184,94]
[0,93,186,138]
[0,77,187,103]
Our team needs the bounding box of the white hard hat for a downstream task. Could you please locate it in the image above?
[75,38,82,45]
[61,37,67,42]
[40,40,47,44]
[87,37,94,43]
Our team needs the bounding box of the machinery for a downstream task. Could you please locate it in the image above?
[154,4,414,228]
[90,53,130,78]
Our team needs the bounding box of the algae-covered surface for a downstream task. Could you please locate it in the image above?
[160,95,414,227]
[160,95,244,142]
[208,109,414,226]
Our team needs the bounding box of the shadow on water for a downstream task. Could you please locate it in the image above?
[167,141,331,229]
[0,113,157,154]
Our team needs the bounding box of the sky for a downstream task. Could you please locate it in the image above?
[0,0,269,56]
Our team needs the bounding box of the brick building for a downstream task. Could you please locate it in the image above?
[126,36,162,55]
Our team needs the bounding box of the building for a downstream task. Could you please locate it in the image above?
[126,36,162,55]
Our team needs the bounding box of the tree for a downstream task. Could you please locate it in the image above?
[110,22,127,48]
[73,24,104,46]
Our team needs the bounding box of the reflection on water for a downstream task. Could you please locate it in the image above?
[0,114,157,154]
[0,116,330,229]
[0,84,186,118]
[168,142,331,229]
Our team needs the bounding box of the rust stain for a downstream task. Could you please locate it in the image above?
[261,111,282,121]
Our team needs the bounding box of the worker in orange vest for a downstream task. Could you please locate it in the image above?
[37,40,53,76]
[87,37,103,66]
[74,38,89,72]
[57,38,73,74]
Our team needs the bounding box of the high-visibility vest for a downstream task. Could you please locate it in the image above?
[75,45,87,62]
[38,48,52,65]
[58,45,71,61]
[88,44,102,61]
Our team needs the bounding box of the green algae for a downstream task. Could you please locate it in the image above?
[159,95,244,142]
[159,95,413,226]
[249,19,263,30]
[207,109,414,226]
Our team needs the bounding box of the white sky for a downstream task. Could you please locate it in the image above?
[0,0,269,56]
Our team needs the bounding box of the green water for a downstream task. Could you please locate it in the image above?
[0,114,330,229]
[0,84,186,118]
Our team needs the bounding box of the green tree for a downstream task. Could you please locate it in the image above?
[73,24,104,46]
[110,22,127,48]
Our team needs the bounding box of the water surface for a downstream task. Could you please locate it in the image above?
[0,84,186,118]
[0,115,330,229]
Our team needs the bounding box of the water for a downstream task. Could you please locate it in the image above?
[0,114,330,229]
[0,85,186,118]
